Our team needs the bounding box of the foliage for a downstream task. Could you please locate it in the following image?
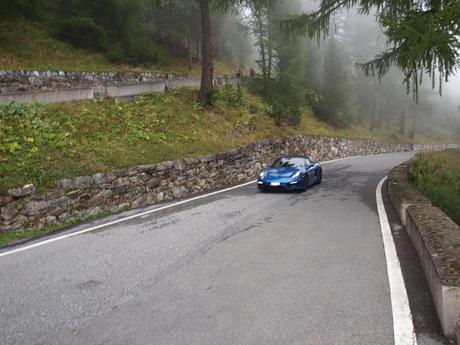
[56,16,107,51]
[1,87,457,193]
[0,87,271,192]
[242,0,306,126]
[0,18,236,75]
[283,0,460,98]
[312,40,358,127]
[0,0,45,19]
[410,149,460,225]
[123,37,163,67]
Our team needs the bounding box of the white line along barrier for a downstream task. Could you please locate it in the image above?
[376,176,418,345]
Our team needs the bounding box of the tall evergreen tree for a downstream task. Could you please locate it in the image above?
[284,0,460,98]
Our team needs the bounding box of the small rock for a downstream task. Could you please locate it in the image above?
[173,160,186,171]
[0,224,14,233]
[156,161,174,171]
[0,195,12,207]
[132,197,145,208]
[87,191,109,207]
[147,178,160,189]
[8,184,35,198]
[58,212,71,222]
[137,173,150,182]
[82,207,102,218]
[67,189,83,199]
[237,174,246,182]
[156,192,164,202]
[172,187,182,199]
[137,164,157,173]
[1,203,19,221]
[92,173,107,185]
[184,157,198,165]
[45,215,57,225]
[56,178,73,190]
[25,200,51,216]
[73,176,92,189]
[199,154,215,163]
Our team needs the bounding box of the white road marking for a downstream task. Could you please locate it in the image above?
[0,180,258,258]
[0,154,396,257]
[376,177,418,345]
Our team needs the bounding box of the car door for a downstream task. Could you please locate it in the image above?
[305,161,316,183]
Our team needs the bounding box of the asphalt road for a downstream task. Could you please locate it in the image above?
[0,152,445,345]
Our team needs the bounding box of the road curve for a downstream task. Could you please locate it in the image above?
[0,152,415,345]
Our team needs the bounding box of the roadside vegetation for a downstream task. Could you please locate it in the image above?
[0,19,234,75]
[1,85,457,194]
[410,149,460,226]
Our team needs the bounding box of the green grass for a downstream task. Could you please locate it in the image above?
[410,149,460,225]
[1,85,457,194]
[0,87,271,192]
[0,19,235,75]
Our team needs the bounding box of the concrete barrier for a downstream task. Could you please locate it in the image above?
[105,82,166,98]
[387,162,460,340]
[167,78,200,90]
[0,74,242,104]
[0,88,94,104]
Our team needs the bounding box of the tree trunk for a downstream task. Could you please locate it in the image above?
[256,9,267,94]
[187,26,192,71]
[370,93,377,131]
[399,108,405,135]
[196,39,201,63]
[198,0,213,104]
[409,107,417,139]
[267,9,272,79]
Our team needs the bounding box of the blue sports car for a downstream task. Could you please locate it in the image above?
[257,156,322,192]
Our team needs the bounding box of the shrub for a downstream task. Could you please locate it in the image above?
[57,16,107,51]
[220,84,243,106]
[124,37,161,66]
[106,43,124,63]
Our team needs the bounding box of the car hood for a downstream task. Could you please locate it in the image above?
[263,167,301,179]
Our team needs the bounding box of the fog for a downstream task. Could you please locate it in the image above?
[233,0,460,139]
[144,0,459,140]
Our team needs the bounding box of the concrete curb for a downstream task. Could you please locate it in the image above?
[0,73,236,104]
[387,160,460,341]
[0,87,94,104]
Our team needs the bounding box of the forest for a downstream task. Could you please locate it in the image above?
[1,0,459,139]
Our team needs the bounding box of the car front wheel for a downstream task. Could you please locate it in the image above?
[301,176,309,192]
[317,168,322,184]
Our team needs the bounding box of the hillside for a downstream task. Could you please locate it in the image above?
[1,86,457,194]
[0,19,235,75]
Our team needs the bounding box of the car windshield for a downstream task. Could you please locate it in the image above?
[271,157,306,169]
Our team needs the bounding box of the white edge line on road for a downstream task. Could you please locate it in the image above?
[0,154,388,258]
[376,176,417,345]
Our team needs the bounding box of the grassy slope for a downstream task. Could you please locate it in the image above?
[1,86,456,194]
[410,149,460,225]
[0,19,234,75]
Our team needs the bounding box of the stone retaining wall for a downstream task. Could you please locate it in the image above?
[0,70,168,93]
[387,160,460,340]
[0,70,234,104]
[1,135,419,235]
[1,137,458,239]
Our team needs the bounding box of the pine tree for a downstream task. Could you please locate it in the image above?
[283,0,460,98]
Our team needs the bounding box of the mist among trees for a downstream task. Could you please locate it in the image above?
[1,0,459,138]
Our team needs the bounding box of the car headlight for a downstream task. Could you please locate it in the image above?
[259,171,266,179]
[291,171,302,179]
